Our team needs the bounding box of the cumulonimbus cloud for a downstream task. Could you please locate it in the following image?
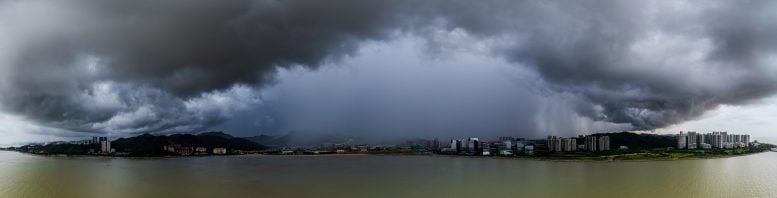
[0,0,775,135]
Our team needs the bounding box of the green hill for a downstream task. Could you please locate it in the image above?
[110,133,267,156]
[595,131,675,149]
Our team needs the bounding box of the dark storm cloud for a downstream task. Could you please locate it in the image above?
[0,0,776,135]
[1,0,413,133]
[483,1,777,129]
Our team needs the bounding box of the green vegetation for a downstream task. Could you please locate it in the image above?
[598,144,774,161]
[521,148,773,161]
[445,142,777,161]
[601,131,676,149]
[17,144,99,155]
[14,132,267,157]
[112,132,267,156]
[244,133,293,146]
[524,153,605,161]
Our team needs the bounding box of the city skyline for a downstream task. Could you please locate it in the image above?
[13,130,764,161]
[3,128,764,146]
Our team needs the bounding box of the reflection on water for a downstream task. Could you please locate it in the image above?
[2,151,777,198]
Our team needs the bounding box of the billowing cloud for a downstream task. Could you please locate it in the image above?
[0,0,775,137]
[0,0,406,134]
[479,1,777,129]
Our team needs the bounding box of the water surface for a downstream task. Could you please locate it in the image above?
[1,151,776,198]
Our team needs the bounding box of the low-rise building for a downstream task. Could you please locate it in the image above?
[164,144,194,155]
[213,147,227,155]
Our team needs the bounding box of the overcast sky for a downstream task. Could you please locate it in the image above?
[1,0,776,145]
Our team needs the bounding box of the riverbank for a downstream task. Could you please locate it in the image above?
[4,148,770,163]
[429,151,770,162]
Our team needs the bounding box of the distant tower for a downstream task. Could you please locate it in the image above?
[687,131,697,149]
[677,132,687,149]
[100,137,111,153]
[585,135,598,151]
[598,136,610,151]
[547,136,557,152]
[467,138,479,153]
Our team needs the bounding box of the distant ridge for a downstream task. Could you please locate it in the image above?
[111,132,266,156]
[198,131,234,139]
[244,132,294,147]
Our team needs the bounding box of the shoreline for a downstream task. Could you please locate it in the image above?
[3,149,770,162]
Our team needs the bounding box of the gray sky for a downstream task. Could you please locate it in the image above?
[1,0,776,145]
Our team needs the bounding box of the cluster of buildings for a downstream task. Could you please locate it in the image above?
[547,135,610,152]
[55,136,113,154]
[439,135,610,156]
[53,136,115,154]
[95,137,113,154]
[443,137,532,156]
[677,131,751,149]
[441,134,612,156]
[163,144,228,156]
[270,143,424,155]
[420,131,757,157]
[547,136,576,152]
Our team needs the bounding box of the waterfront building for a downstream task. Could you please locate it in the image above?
[524,145,534,155]
[450,139,459,151]
[480,141,490,155]
[677,132,688,149]
[585,135,598,151]
[725,133,733,143]
[497,140,513,155]
[466,138,480,153]
[711,132,723,148]
[580,135,609,152]
[698,132,704,145]
[679,131,706,150]
[547,136,561,152]
[570,138,577,151]
[164,144,194,155]
[681,131,751,149]
[514,142,525,152]
[687,131,698,149]
[545,136,578,152]
[560,138,576,152]
[99,137,111,154]
[502,140,512,151]
[598,136,610,151]
[213,148,227,155]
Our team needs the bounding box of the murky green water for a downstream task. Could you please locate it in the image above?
[2,151,777,198]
